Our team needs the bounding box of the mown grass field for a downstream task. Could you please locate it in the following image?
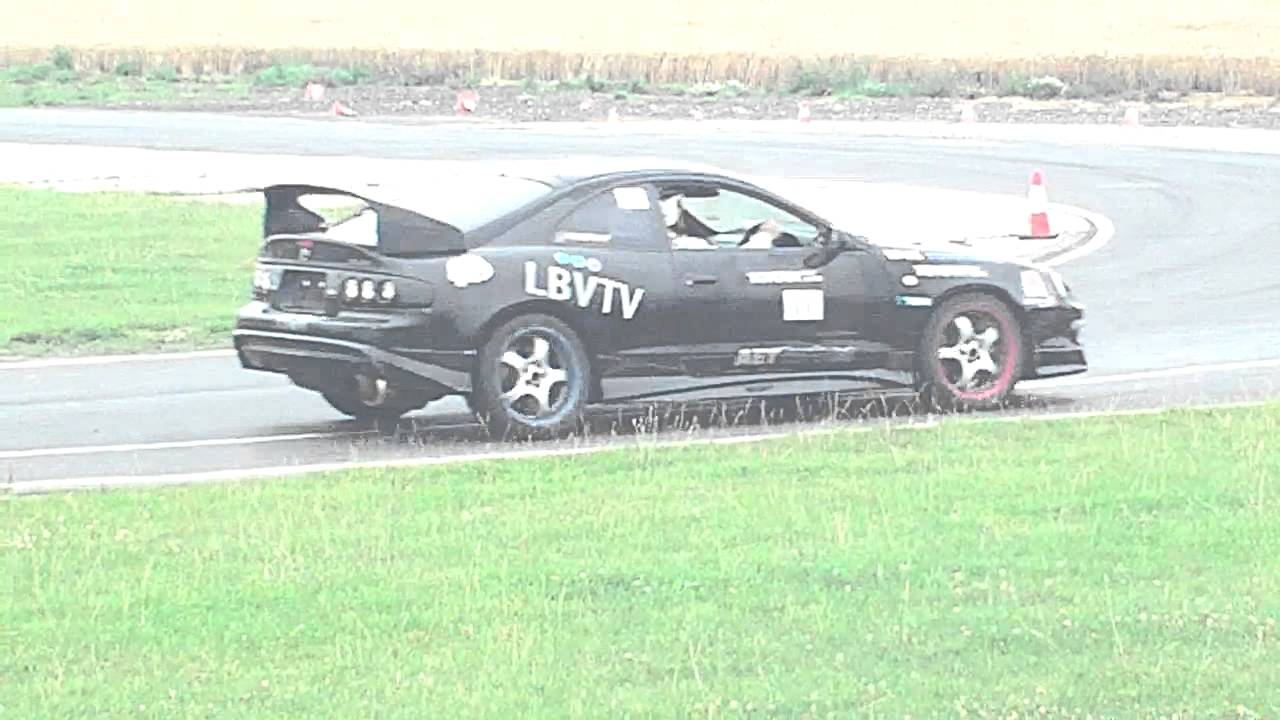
[0,187,260,355]
[4,0,1280,58]
[4,404,1279,717]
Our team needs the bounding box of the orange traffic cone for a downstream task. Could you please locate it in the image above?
[330,100,357,117]
[454,89,479,114]
[1025,169,1055,239]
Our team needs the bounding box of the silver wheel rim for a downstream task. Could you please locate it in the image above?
[498,331,572,419]
[935,313,1003,393]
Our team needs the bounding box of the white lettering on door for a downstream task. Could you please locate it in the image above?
[619,285,646,321]
[523,261,546,297]
[546,266,573,301]
[523,262,646,320]
[572,271,600,308]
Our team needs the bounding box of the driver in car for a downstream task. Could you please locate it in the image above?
[739,219,785,249]
[661,194,717,250]
[661,193,799,250]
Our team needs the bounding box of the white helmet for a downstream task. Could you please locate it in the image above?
[660,195,682,227]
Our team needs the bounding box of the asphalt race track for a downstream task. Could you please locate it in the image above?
[3,109,1280,490]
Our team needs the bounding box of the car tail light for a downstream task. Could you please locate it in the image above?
[252,266,281,299]
[341,276,399,305]
[342,277,360,301]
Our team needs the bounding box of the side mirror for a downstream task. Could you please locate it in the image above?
[802,230,858,268]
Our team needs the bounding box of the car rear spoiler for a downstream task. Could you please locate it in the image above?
[261,184,468,256]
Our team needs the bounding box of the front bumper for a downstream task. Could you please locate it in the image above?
[233,301,474,394]
[1025,304,1087,379]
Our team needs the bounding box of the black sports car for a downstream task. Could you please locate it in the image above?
[233,159,1086,436]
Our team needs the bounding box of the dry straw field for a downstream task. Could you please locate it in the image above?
[3,0,1280,91]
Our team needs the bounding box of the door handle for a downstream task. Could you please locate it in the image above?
[684,274,718,286]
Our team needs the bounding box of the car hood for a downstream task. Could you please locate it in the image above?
[876,243,1041,272]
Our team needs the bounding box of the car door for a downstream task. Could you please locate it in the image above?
[660,181,836,374]
[541,182,680,365]
[810,244,877,346]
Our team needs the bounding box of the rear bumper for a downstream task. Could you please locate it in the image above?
[233,301,474,393]
[1025,304,1087,379]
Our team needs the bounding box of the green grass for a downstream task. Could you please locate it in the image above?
[4,404,1278,717]
[0,188,261,354]
[0,56,1096,106]
[252,63,373,88]
[536,76,753,99]
[0,77,251,109]
[0,78,174,107]
[0,59,252,108]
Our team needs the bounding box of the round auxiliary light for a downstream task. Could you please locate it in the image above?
[360,279,376,301]
[343,277,360,300]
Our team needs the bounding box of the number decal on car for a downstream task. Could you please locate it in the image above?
[781,288,824,322]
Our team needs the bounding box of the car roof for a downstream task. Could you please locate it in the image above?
[483,156,737,186]
[261,157,799,241]
[263,156,744,207]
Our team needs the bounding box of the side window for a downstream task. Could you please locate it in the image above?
[658,184,820,251]
[554,185,665,251]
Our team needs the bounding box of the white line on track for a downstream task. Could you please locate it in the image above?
[0,431,360,460]
[2,356,1278,463]
[0,349,234,370]
[1040,202,1117,267]
[1026,357,1280,389]
[4,399,1268,496]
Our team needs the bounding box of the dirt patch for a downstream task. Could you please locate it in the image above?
[90,83,1280,130]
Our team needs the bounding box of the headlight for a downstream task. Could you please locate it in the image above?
[360,279,376,301]
[378,280,397,302]
[1020,269,1052,301]
[1047,269,1069,297]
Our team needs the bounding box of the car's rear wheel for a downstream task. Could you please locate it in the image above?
[917,293,1024,411]
[472,314,590,439]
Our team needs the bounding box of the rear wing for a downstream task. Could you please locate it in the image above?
[262,184,467,256]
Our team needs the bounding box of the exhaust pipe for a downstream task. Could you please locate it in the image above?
[354,374,390,406]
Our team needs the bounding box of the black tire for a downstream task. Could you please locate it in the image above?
[472,313,591,439]
[917,293,1025,412]
[319,377,429,422]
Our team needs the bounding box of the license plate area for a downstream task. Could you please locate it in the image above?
[272,271,331,314]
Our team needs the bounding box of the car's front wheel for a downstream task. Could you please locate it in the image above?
[917,293,1025,411]
[472,313,591,439]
